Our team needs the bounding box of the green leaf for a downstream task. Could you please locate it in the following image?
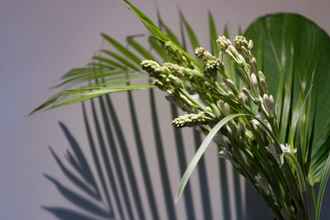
[92,55,128,70]
[126,35,156,60]
[55,69,140,89]
[99,49,140,71]
[53,84,152,108]
[148,36,170,61]
[208,11,219,55]
[156,10,180,45]
[122,0,169,43]
[223,24,229,37]
[101,33,141,65]
[123,0,200,68]
[30,83,153,114]
[245,13,330,182]
[62,66,113,80]
[176,113,246,201]
[179,10,200,50]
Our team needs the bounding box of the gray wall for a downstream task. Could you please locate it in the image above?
[1,0,330,219]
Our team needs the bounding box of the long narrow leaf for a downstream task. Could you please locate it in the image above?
[148,36,170,61]
[101,33,141,65]
[92,55,128,70]
[31,83,153,113]
[123,0,200,68]
[156,10,181,45]
[99,49,140,71]
[123,0,169,43]
[176,113,246,201]
[126,35,156,60]
[179,10,200,50]
[208,11,219,55]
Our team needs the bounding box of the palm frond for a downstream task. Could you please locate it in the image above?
[245,13,330,185]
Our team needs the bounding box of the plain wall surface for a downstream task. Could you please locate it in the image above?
[1,0,330,219]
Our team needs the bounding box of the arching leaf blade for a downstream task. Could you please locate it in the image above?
[101,33,141,65]
[176,113,246,201]
[126,35,156,60]
[179,10,200,50]
[208,11,219,55]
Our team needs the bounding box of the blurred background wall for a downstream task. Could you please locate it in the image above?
[1,0,330,219]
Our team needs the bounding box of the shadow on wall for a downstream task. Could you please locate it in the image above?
[43,89,272,220]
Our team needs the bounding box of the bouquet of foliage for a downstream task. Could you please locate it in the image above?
[33,1,330,220]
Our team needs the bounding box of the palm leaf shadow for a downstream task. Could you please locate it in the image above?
[44,120,114,220]
[45,90,249,220]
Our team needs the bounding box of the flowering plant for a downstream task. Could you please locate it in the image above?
[33,1,330,220]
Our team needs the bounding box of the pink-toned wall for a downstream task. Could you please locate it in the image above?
[1,0,330,219]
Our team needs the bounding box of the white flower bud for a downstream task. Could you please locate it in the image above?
[141,60,161,76]
[172,112,212,127]
[194,47,213,62]
[194,47,205,56]
[242,87,255,102]
[223,102,231,115]
[217,35,231,49]
[262,94,274,114]
[250,57,256,65]
[250,73,258,87]
[257,71,267,93]
[248,40,254,50]
[279,144,297,165]
[280,144,296,154]
[251,119,260,130]
[239,92,248,104]
[224,78,238,94]
[258,70,265,79]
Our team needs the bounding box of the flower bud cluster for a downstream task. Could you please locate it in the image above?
[141,60,207,112]
[141,35,302,216]
[142,35,277,133]
[141,60,182,91]
[262,94,275,116]
[195,47,223,75]
[172,112,213,128]
[234,35,254,57]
